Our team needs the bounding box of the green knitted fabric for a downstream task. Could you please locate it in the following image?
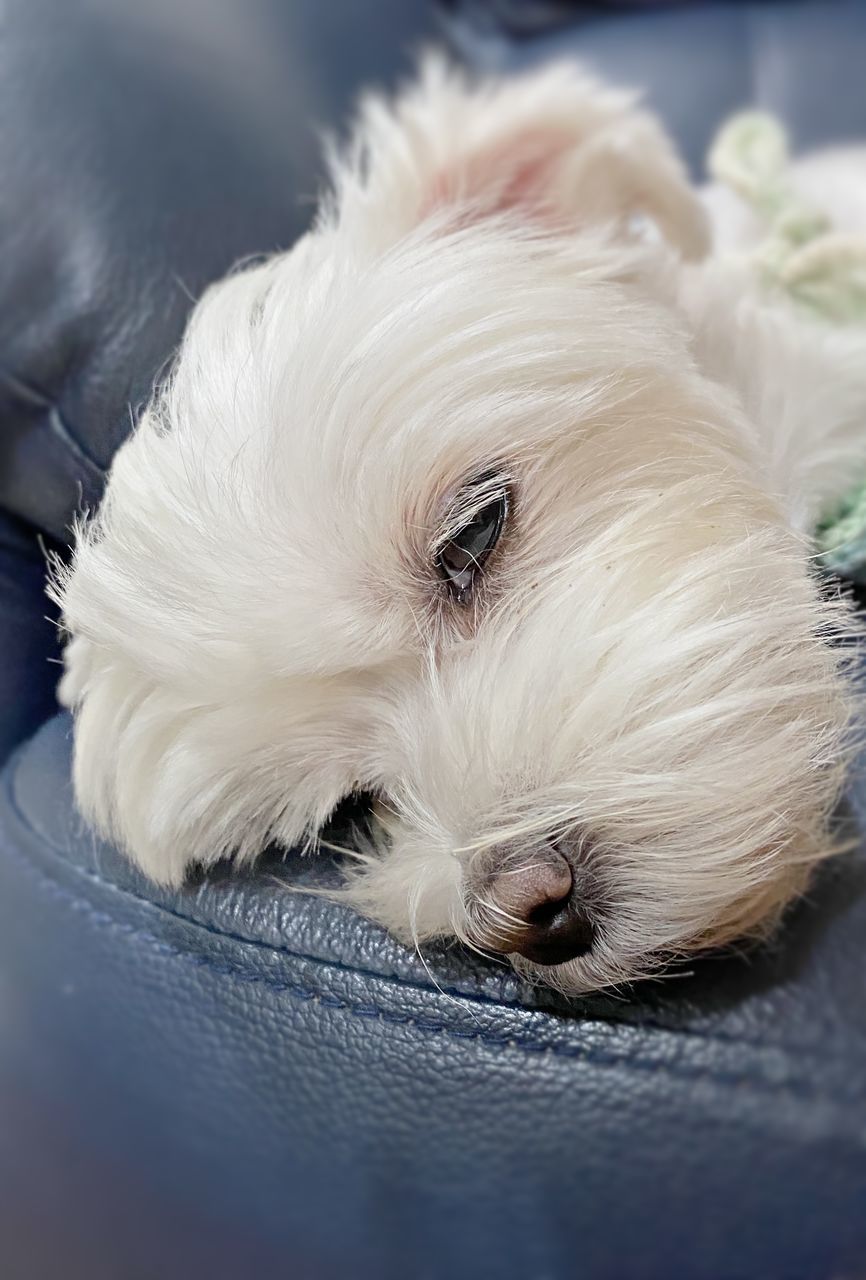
[816,489,866,586]
[709,112,866,580]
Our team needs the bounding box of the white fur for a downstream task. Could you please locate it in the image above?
[52,60,866,992]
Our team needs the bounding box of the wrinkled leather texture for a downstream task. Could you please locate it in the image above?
[3,714,866,1280]
[2,2,866,1279]
[0,0,442,544]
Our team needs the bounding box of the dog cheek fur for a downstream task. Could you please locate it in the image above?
[53,453,398,887]
[338,467,859,991]
[57,633,386,887]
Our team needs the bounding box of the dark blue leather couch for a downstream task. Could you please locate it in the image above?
[2,4,866,1277]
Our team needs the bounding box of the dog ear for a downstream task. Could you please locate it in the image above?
[57,634,376,888]
[334,56,709,260]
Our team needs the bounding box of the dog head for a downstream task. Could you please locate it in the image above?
[55,61,854,992]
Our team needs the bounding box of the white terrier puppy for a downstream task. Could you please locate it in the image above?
[54,60,866,993]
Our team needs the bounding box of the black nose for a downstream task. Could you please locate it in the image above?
[515,892,597,966]
[481,845,597,966]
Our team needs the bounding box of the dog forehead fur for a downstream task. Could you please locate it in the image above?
[55,59,865,993]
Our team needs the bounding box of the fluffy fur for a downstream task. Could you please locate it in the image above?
[53,60,866,992]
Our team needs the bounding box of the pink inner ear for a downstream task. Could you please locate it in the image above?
[421,126,577,226]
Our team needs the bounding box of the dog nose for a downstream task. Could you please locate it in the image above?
[484,846,596,966]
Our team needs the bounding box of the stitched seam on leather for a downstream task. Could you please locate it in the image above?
[4,738,558,1007]
[17,794,518,1007]
[5,739,859,1062]
[4,814,862,1109]
[4,769,803,1050]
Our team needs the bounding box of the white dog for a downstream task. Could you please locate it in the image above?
[53,60,866,993]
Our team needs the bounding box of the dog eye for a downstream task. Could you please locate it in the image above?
[435,482,508,604]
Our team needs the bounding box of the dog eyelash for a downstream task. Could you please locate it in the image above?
[434,473,510,605]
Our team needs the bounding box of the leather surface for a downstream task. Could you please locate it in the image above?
[2,2,866,1278]
[0,0,442,545]
[0,512,61,761]
[2,713,866,1280]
